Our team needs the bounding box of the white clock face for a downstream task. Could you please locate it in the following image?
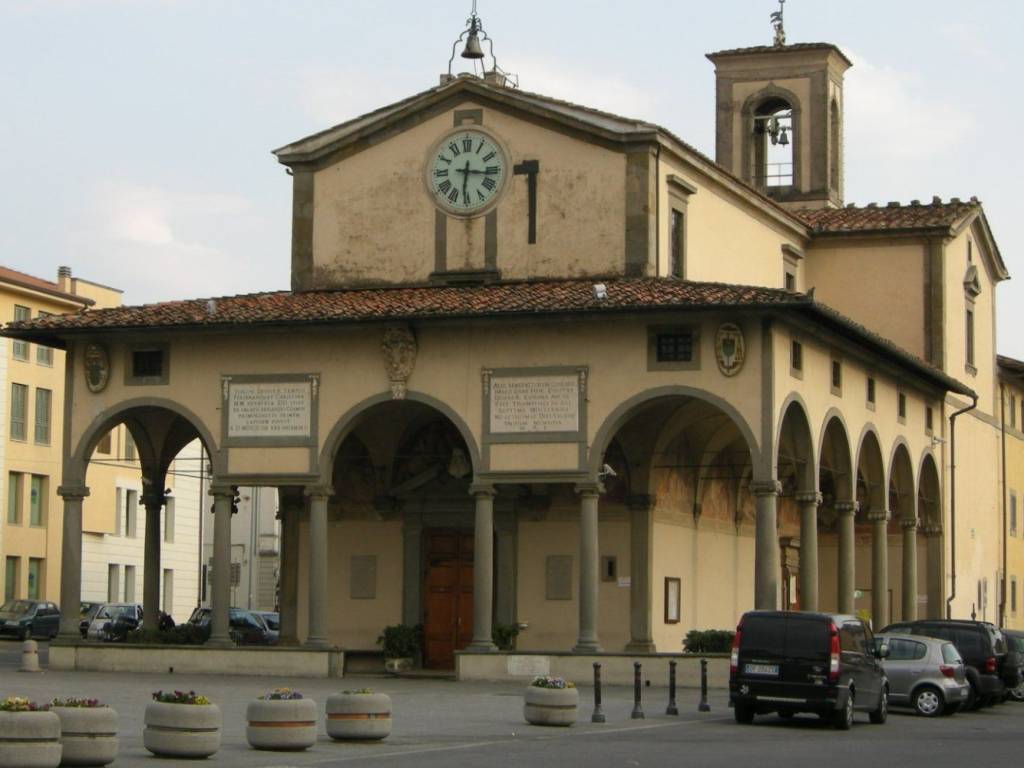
[427,129,507,215]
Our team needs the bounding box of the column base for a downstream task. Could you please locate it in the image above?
[464,640,498,653]
[572,641,602,654]
[277,636,301,647]
[204,636,235,649]
[304,638,331,650]
[624,641,657,654]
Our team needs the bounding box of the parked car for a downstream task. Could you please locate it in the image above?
[187,607,276,645]
[79,601,103,638]
[729,610,888,729]
[1002,629,1024,702]
[84,603,142,641]
[253,611,280,632]
[880,620,1021,709]
[0,599,61,640]
[874,633,969,716]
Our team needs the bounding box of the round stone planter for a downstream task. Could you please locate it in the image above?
[245,698,318,751]
[143,701,221,759]
[325,693,392,741]
[523,686,578,727]
[0,710,62,768]
[53,706,118,767]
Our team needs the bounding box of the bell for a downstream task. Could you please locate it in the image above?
[461,31,485,59]
[779,127,790,146]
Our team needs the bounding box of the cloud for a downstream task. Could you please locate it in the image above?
[295,68,412,127]
[512,56,657,120]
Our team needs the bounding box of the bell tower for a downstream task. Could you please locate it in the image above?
[706,30,852,210]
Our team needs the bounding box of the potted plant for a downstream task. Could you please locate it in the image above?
[0,697,61,768]
[50,698,117,767]
[143,691,220,759]
[245,688,317,752]
[523,676,578,727]
[326,688,392,741]
[377,624,421,673]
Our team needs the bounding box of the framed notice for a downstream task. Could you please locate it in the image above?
[482,366,587,444]
[664,577,681,624]
[222,374,319,448]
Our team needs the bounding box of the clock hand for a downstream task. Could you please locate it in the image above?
[462,160,470,201]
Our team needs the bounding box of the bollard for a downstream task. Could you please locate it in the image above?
[698,658,711,712]
[591,662,606,723]
[666,659,679,715]
[20,639,40,673]
[631,662,645,719]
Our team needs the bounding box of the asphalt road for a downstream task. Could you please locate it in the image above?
[1,639,1021,768]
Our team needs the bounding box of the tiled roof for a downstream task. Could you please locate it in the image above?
[998,355,1024,378]
[0,266,91,306]
[797,200,980,233]
[2,276,972,396]
[706,42,853,66]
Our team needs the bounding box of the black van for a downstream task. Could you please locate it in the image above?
[730,611,889,729]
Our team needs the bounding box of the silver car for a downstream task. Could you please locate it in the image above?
[84,603,142,641]
[877,633,970,716]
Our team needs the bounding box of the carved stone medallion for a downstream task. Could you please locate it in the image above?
[83,343,110,393]
[381,326,417,399]
[715,323,745,377]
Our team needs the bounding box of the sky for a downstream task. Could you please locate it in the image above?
[1,0,1022,357]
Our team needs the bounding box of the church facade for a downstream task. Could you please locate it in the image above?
[6,37,1011,668]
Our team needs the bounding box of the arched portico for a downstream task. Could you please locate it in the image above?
[889,440,918,621]
[918,453,944,618]
[777,396,819,611]
[819,411,855,614]
[855,426,889,628]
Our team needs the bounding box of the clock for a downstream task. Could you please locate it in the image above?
[426,128,508,216]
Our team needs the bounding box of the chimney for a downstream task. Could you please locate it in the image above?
[57,266,72,293]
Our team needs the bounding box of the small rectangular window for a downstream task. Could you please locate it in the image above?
[926,406,934,433]
[126,490,138,538]
[1010,396,1017,429]
[96,432,112,455]
[10,383,28,441]
[34,388,51,444]
[35,312,53,366]
[831,360,842,393]
[11,306,29,361]
[107,564,120,603]
[656,333,694,363]
[7,473,21,525]
[164,497,175,544]
[866,377,876,405]
[791,340,803,373]
[29,475,45,526]
[967,239,973,263]
[670,209,685,278]
[784,271,796,291]
[124,565,136,602]
[132,349,163,379]
[898,392,907,420]
[966,308,975,368]
[124,430,136,462]
[114,488,122,536]
[1012,577,1018,615]
[27,558,41,600]
[1012,494,1018,537]
[601,556,617,582]
[5,556,19,601]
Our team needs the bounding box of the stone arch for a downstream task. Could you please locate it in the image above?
[918,452,942,529]
[741,83,803,191]
[776,394,817,493]
[318,391,480,486]
[855,424,887,516]
[66,397,220,487]
[818,409,854,503]
[888,439,917,523]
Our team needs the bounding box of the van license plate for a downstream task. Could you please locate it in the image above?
[744,663,779,676]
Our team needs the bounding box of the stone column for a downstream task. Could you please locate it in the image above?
[467,486,497,652]
[277,490,301,646]
[796,492,822,612]
[304,487,331,648]
[142,489,164,632]
[924,524,944,619]
[751,481,782,610]
[573,484,602,653]
[835,501,858,615]
[901,517,919,621]
[57,486,89,638]
[207,485,235,647]
[626,494,656,652]
[869,508,891,629]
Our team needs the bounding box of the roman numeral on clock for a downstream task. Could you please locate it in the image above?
[482,151,496,162]
[435,169,448,177]
[448,142,461,156]
[462,138,473,152]
[485,166,500,175]
[481,177,496,191]
[447,188,459,203]
[438,180,452,193]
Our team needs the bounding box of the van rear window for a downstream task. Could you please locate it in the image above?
[786,619,830,659]
[741,616,786,656]
[740,615,828,660]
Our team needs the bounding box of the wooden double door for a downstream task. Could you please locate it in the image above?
[423,530,474,669]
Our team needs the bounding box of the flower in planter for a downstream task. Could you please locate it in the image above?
[341,688,374,695]
[50,697,107,708]
[530,676,576,690]
[0,696,49,712]
[152,690,211,705]
[261,688,304,700]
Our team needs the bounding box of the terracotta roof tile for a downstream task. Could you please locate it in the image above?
[706,42,853,66]
[797,200,979,233]
[0,266,89,305]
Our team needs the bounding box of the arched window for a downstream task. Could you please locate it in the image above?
[829,99,841,194]
[753,98,793,189]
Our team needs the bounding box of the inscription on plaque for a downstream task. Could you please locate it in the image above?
[228,381,312,439]
[490,375,579,434]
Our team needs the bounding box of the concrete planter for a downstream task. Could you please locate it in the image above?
[523,686,578,727]
[245,698,318,751]
[53,707,118,767]
[0,710,62,767]
[325,693,392,741]
[143,701,221,759]
[384,657,413,674]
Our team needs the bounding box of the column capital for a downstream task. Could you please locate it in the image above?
[900,516,919,531]
[866,508,891,523]
[835,500,859,517]
[795,491,823,505]
[922,523,943,537]
[304,485,334,501]
[208,483,236,498]
[626,493,656,512]
[57,485,90,501]
[469,483,496,499]
[574,482,605,498]
[750,480,782,498]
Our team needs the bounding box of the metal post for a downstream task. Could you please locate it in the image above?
[631,661,645,719]
[591,662,606,723]
[699,658,711,712]
[666,659,679,715]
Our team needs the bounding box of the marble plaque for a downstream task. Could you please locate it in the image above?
[507,655,550,677]
[228,381,312,439]
[490,374,579,434]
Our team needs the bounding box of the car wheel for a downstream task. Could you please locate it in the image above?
[869,686,888,724]
[833,690,854,731]
[734,703,755,724]
[913,686,945,717]
[964,681,979,711]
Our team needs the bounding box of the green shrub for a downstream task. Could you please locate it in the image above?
[683,629,735,654]
[376,624,422,659]
[126,624,211,646]
[492,623,519,651]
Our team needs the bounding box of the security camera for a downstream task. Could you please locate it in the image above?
[598,463,617,479]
